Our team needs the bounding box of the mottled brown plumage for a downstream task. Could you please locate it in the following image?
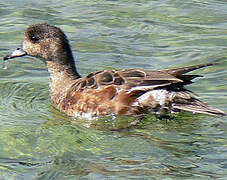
[4,23,226,119]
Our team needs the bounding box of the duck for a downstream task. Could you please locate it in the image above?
[3,23,226,119]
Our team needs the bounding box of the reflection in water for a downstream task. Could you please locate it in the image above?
[0,0,227,179]
[2,59,8,70]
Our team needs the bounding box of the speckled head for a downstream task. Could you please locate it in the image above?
[4,23,75,65]
[4,23,80,77]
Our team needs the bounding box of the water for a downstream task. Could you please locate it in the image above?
[0,0,227,179]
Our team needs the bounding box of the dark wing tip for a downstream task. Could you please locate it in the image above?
[164,63,219,76]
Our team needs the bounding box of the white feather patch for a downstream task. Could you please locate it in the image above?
[135,89,168,106]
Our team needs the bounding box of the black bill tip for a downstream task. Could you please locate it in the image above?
[3,48,27,61]
[3,54,11,61]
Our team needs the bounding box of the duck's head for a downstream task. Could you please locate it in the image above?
[4,23,76,67]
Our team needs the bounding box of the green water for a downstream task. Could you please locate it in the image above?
[0,0,227,179]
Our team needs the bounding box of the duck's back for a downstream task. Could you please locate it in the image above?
[54,63,226,118]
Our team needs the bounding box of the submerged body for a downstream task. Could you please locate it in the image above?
[4,23,226,118]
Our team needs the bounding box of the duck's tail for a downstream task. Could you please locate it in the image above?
[171,91,226,116]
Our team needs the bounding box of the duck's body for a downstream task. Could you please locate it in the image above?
[4,23,226,118]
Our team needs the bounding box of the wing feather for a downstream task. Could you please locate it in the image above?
[75,63,217,93]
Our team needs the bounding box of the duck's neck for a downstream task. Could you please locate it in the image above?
[46,60,81,106]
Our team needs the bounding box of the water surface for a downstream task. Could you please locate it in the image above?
[0,0,227,179]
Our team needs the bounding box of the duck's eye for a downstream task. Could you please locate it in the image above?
[30,36,40,43]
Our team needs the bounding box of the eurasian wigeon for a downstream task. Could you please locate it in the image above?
[4,23,226,119]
